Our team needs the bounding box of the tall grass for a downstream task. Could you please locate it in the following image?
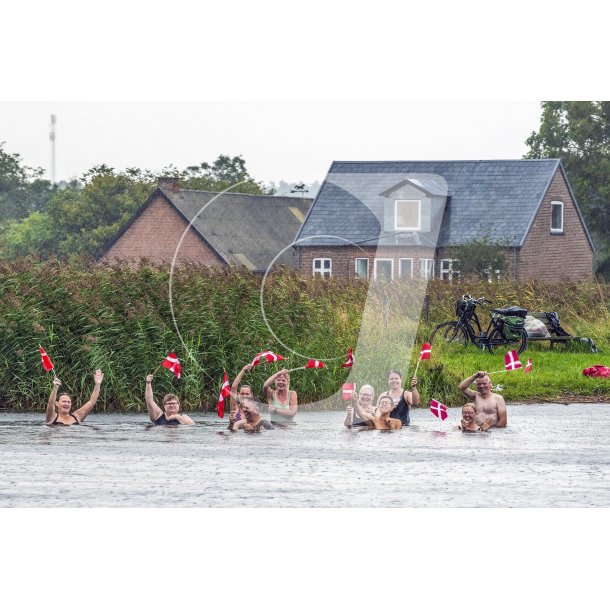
[1,259,609,410]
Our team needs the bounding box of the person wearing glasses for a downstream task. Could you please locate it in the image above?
[144,373,195,425]
[344,385,376,428]
[356,395,403,430]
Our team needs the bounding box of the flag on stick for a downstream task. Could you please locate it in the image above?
[342,383,355,400]
[429,398,448,421]
[39,346,54,372]
[216,370,231,418]
[341,348,354,368]
[504,350,522,371]
[161,352,181,379]
[414,342,432,377]
[251,350,285,367]
[305,359,325,369]
[524,358,532,373]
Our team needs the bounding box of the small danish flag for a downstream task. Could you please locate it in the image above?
[429,398,448,420]
[504,350,522,371]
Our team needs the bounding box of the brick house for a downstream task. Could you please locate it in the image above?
[97,178,313,272]
[295,160,594,282]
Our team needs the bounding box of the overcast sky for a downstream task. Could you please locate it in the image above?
[0,101,542,185]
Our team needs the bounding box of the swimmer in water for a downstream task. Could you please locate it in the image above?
[344,385,376,428]
[357,395,403,430]
[458,371,507,428]
[452,403,492,432]
[230,362,255,422]
[376,370,419,426]
[264,368,298,423]
[228,399,273,432]
[45,369,104,426]
[144,373,195,425]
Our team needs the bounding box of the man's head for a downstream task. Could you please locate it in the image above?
[378,395,394,415]
[462,403,476,423]
[241,399,260,421]
[163,394,180,415]
[475,375,492,396]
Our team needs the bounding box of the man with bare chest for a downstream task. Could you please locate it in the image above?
[458,371,507,428]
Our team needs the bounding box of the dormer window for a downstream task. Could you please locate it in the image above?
[395,200,421,231]
[551,201,564,233]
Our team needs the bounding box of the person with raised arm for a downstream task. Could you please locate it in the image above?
[377,370,419,426]
[144,373,195,425]
[263,368,298,424]
[230,362,255,422]
[45,369,104,426]
[344,385,376,428]
[357,395,402,430]
[458,371,507,428]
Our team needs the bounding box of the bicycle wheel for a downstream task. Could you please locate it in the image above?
[430,321,468,346]
[487,328,528,354]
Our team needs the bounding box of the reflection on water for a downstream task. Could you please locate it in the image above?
[1,404,609,507]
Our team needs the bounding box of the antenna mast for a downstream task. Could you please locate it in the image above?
[49,114,56,183]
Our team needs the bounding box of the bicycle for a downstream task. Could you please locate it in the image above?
[429,294,528,354]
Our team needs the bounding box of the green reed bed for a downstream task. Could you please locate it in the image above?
[1,259,609,410]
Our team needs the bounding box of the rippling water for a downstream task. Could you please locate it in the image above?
[1,404,609,507]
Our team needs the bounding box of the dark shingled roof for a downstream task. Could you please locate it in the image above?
[296,159,593,249]
[99,188,313,272]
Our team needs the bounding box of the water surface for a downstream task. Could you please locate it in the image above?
[1,404,608,507]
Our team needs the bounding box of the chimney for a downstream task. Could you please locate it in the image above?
[158,177,180,193]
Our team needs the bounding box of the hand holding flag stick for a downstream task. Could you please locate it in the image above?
[413,343,431,377]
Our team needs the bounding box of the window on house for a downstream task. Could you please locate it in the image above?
[399,258,413,279]
[374,259,393,281]
[355,258,369,279]
[551,201,564,233]
[395,200,421,230]
[312,258,332,278]
[420,258,435,280]
[440,259,459,281]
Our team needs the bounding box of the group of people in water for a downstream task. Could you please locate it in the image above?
[44,362,508,433]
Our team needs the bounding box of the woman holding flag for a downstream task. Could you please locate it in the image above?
[264,368,298,424]
[377,371,419,426]
[45,369,104,426]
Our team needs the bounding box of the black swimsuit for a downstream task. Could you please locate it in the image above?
[154,413,180,426]
[386,392,411,426]
[51,414,79,426]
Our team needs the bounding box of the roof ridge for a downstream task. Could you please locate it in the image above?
[176,188,312,200]
[330,159,561,165]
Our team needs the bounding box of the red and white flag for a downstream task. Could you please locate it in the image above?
[305,359,325,369]
[216,370,231,418]
[504,350,522,371]
[251,350,285,367]
[524,358,533,373]
[161,352,181,378]
[39,346,54,372]
[342,383,355,400]
[341,348,354,368]
[429,398,448,420]
[420,343,431,360]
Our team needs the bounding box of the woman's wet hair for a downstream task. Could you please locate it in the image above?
[163,393,179,405]
[388,370,403,379]
[57,393,71,401]
[462,403,476,413]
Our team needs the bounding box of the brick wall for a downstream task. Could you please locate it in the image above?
[517,169,593,281]
[297,246,437,279]
[99,194,224,267]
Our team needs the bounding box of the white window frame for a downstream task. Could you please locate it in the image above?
[394,200,421,231]
[354,257,369,279]
[398,258,413,279]
[440,259,459,281]
[374,258,394,281]
[312,257,332,277]
[420,258,435,280]
[551,201,564,233]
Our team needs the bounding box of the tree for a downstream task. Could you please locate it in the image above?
[525,102,610,276]
[444,236,509,280]
[0,142,56,227]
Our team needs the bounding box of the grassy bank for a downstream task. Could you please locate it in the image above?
[1,259,609,410]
